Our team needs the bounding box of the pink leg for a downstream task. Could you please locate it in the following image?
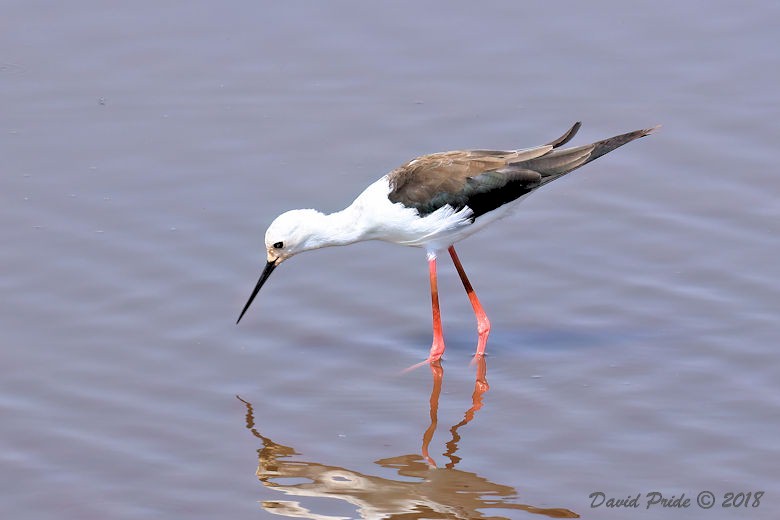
[448,246,491,357]
[428,254,446,361]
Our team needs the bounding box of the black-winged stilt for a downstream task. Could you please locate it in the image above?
[237,122,658,365]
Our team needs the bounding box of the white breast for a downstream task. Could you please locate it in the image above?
[346,176,481,252]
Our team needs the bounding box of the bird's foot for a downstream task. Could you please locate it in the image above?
[469,351,487,367]
[400,335,445,373]
[401,355,442,374]
[469,331,489,366]
[429,338,446,360]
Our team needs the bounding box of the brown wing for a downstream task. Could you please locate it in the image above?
[387,122,656,218]
[386,150,543,218]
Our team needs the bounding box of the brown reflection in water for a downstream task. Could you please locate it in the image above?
[237,358,578,519]
[422,358,489,469]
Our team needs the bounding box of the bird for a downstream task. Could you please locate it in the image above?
[237,122,658,365]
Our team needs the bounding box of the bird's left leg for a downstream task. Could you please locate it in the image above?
[448,246,491,357]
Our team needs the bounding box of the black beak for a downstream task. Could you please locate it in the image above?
[236,260,277,324]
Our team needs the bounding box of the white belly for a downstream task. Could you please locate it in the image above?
[351,176,532,254]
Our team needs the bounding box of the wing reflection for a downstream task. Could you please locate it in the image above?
[238,358,578,519]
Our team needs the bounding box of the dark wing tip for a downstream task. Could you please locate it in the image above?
[546,122,582,149]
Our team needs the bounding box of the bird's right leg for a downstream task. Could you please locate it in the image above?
[428,252,446,362]
[402,252,446,373]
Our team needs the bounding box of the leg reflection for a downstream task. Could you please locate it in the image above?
[421,356,490,469]
[421,360,444,466]
[444,356,489,469]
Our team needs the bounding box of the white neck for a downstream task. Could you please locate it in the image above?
[300,206,375,251]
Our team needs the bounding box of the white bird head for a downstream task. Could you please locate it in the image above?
[264,209,324,264]
[237,209,325,323]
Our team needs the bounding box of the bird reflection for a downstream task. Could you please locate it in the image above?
[238,357,578,519]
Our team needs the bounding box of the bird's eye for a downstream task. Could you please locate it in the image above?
[273,241,284,249]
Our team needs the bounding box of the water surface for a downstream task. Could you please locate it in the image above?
[2,1,778,519]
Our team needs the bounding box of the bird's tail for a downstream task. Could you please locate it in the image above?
[586,125,661,164]
[528,124,660,185]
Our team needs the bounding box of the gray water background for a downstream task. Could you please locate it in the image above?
[2,1,778,518]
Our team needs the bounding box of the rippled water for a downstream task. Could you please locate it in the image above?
[2,1,778,519]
